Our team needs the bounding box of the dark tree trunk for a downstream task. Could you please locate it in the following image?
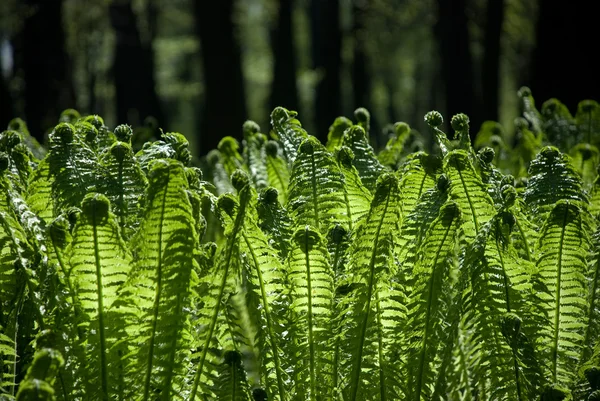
[21,0,75,142]
[269,0,298,115]
[0,50,14,130]
[529,1,600,113]
[310,0,342,141]
[109,0,163,129]
[193,0,247,155]
[434,0,477,139]
[481,0,505,123]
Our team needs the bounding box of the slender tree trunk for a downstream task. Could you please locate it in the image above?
[481,0,505,123]
[0,45,14,130]
[194,0,246,155]
[109,0,163,129]
[310,0,342,141]
[21,0,75,142]
[530,0,600,113]
[269,0,298,115]
[434,0,477,139]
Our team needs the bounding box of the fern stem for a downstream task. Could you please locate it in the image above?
[303,230,317,400]
[514,218,532,262]
[310,152,320,231]
[92,209,109,401]
[413,219,453,401]
[455,160,480,235]
[374,294,386,401]
[551,204,569,383]
[349,190,391,401]
[142,178,168,401]
[190,196,248,400]
[242,233,286,400]
[583,243,600,359]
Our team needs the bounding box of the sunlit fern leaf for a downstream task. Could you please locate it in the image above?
[513,117,543,177]
[0,327,17,398]
[135,132,192,174]
[583,228,600,361]
[569,143,598,190]
[327,224,350,276]
[326,117,352,153]
[214,351,252,401]
[7,118,45,161]
[341,126,387,193]
[26,157,54,224]
[476,147,507,206]
[270,107,308,165]
[377,122,412,170]
[424,111,450,156]
[242,121,268,190]
[576,100,600,148]
[97,141,148,239]
[190,192,249,401]
[67,193,132,400]
[230,183,291,401]
[541,99,578,151]
[517,87,544,135]
[335,147,372,231]
[286,137,348,235]
[74,122,99,153]
[184,167,209,242]
[15,348,63,401]
[404,201,460,401]
[444,150,496,241]
[58,108,81,124]
[534,200,592,388]
[396,175,449,285]
[256,187,293,261]
[354,108,371,138]
[205,150,235,196]
[117,159,199,401]
[0,132,33,195]
[340,173,404,401]
[450,114,475,156]
[498,185,539,263]
[81,115,115,151]
[47,123,98,216]
[523,147,588,223]
[398,152,440,221]
[264,141,289,205]
[219,137,246,179]
[287,226,335,401]
[474,121,506,151]
[461,214,543,400]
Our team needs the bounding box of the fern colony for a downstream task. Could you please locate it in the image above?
[1,87,600,401]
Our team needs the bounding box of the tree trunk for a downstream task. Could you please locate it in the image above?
[310,0,342,141]
[530,1,600,113]
[434,0,477,139]
[21,0,75,142]
[269,0,298,115]
[109,0,163,129]
[0,45,14,130]
[194,0,247,155]
[481,0,505,123]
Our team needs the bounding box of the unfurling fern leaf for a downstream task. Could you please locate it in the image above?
[404,201,460,401]
[335,147,372,231]
[377,122,412,170]
[119,159,199,401]
[342,126,386,193]
[270,108,308,165]
[535,200,591,388]
[68,193,131,400]
[286,137,347,235]
[242,121,268,190]
[15,348,63,401]
[326,117,352,153]
[264,141,289,205]
[576,100,600,148]
[215,351,252,401]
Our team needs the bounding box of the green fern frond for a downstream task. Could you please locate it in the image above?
[270,108,308,165]
[576,100,600,147]
[569,143,598,190]
[326,117,352,152]
[517,87,544,135]
[340,173,404,401]
[7,118,45,160]
[242,121,268,190]
[287,226,335,400]
[119,159,199,401]
[404,201,460,401]
[15,348,63,401]
[535,200,591,388]
[81,115,115,151]
[377,122,412,170]
[135,132,191,174]
[0,327,17,398]
[513,117,543,177]
[256,188,293,261]
[97,142,147,239]
[218,137,245,179]
[0,131,33,195]
[214,351,252,401]
[206,150,236,196]
[583,228,600,361]
[540,99,578,151]
[444,150,496,241]
[264,141,289,205]
[523,147,588,222]
[398,152,440,220]
[342,126,387,193]
[286,137,347,235]
[26,157,54,224]
[335,147,372,231]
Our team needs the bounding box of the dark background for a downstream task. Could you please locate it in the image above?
[1,0,599,156]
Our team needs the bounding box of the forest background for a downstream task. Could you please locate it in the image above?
[0,0,598,157]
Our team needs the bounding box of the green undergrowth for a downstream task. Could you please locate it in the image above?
[1,89,600,400]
